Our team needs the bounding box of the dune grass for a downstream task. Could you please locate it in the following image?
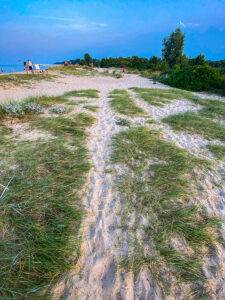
[24,94,69,107]
[64,89,99,98]
[195,98,225,120]
[111,127,220,296]
[0,90,100,121]
[207,144,225,160]
[109,89,145,116]
[131,87,194,107]
[48,65,97,76]
[0,110,95,299]
[49,66,123,79]
[162,112,225,141]
[0,73,56,87]
[83,105,100,112]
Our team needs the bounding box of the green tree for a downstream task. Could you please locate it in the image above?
[189,54,207,66]
[162,28,185,68]
[84,53,93,66]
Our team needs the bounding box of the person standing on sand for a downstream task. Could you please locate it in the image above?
[122,67,125,73]
[27,59,34,74]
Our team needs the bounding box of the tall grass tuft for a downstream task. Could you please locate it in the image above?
[109,89,145,116]
[131,87,194,107]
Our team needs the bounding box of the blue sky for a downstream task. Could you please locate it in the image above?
[0,0,225,64]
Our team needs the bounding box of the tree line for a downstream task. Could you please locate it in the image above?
[55,28,224,71]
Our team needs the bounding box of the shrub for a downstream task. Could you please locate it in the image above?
[49,106,68,114]
[115,118,130,126]
[4,104,24,117]
[24,102,43,114]
[160,65,225,92]
[114,73,122,79]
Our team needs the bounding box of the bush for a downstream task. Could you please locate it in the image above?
[2,102,43,118]
[4,104,24,117]
[114,73,122,79]
[115,118,130,126]
[49,106,68,114]
[160,65,225,92]
[24,103,43,114]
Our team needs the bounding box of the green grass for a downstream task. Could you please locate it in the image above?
[0,90,99,121]
[24,94,69,107]
[64,89,99,98]
[131,87,194,107]
[83,105,100,112]
[0,112,95,299]
[48,65,116,78]
[162,112,225,141]
[109,89,145,116]
[48,65,95,76]
[193,98,225,120]
[111,127,219,296]
[0,73,56,87]
[146,119,158,124]
[207,144,225,160]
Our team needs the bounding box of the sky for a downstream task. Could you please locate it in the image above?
[0,0,225,64]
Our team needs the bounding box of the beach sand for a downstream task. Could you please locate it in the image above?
[2,71,225,299]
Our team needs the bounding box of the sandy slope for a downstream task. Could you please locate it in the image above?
[2,73,224,299]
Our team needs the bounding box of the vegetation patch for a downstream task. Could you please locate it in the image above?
[24,94,68,107]
[115,118,131,126]
[64,89,99,98]
[146,119,158,124]
[109,89,145,116]
[49,106,70,114]
[195,98,225,120]
[83,105,99,112]
[49,65,116,78]
[0,110,95,299]
[0,73,56,87]
[159,66,225,96]
[131,87,194,107]
[207,144,225,160]
[162,112,225,141]
[0,102,43,120]
[111,127,220,297]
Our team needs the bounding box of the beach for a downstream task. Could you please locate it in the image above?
[1,68,224,300]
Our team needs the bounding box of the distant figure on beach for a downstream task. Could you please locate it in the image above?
[64,61,68,66]
[1,68,3,73]
[27,59,34,74]
[122,67,125,73]
[34,64,40,73]
[24,61,28,74]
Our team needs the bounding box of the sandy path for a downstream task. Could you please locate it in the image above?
[49,75,164,299]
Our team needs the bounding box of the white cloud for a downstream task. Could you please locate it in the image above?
[187,23,200,27]
[33,16,108,31]
[175,21,200,28]
[56,22,107,31]
[33,16,76,22]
